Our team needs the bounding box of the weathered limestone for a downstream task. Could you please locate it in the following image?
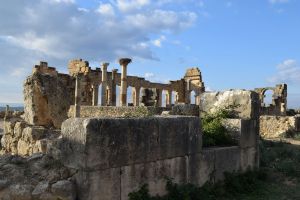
[60,116,202,170]
[260,115,300,138]
[24,63,75,128]
[68,105,169,118]
[1,120,60,156]
[57,115,259,200]
[0,154,76,200]
[200,90,260,120]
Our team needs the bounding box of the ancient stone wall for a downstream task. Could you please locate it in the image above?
[200,90,260,120]
[0,119,60,156]
[255,84,287,116]
[24,62,75,128]
[260,115,300,138]
[59,116,259,200]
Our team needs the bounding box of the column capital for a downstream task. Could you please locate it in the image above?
[101,62,109,69]
[119,58,132,66]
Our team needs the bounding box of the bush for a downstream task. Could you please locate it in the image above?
[128,171,266,200]
[202,105,239,147]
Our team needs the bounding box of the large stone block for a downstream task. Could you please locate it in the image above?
[222,119,259,148]
[188,150,215,186]
[200,90,260,120]
[240,147,259,172]
[121,156,187,200]
[75,168,121,200]
[214,146,240,180]
[61,116,202,170]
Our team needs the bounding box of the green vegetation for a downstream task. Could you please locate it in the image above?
[202,105,239,147]
[129,140,300,200]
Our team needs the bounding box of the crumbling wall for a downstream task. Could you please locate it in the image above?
[0,119,60,156]
[200,90,260,120]
[24,66,75,129]
[260,115,300,138]
[255,84,287,116]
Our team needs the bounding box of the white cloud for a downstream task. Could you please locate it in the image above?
[96,3,115,17]
[269,0,289,4]
[268,59,300,84]
[126,10,197,32]
[144,72,169,83]
[115,0,150,12]
[0,0,198,103]
[152,35,166,47]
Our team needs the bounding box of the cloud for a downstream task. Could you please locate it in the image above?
[269,0,289,4]
[96,3,115,17]
[144,72,169,83]
[268,59,300,84]
[0,0,198,103]
[115,0,151,12]
[152,35,166,47]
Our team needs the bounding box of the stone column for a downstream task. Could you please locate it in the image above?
[111,69,118,106]
[166,90,172,108]
[101,63,109,106]
[119,58,132,106]
[107,86,112,106]
[133,87,140,106]
[74,75,81,118]
[158,89,163,107]
[92,84,99,106]
[195,90,201,105]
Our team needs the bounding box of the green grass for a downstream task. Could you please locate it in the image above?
[129,139,300,200]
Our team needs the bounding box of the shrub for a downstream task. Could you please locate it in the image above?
[202,105,239,147]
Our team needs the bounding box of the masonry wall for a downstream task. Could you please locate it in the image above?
[260,115,300,138]
[60,116,259,200]
[200,90,260,120]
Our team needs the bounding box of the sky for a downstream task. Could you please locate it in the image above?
[0,0,299,108]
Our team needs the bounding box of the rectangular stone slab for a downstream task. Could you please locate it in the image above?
[61,116,202,170]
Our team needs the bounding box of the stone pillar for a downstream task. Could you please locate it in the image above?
[92,84,99,106]
[111,69,118,106]
[74,75,81,118]
[158,89,163,107]
[101,63,109,106]
[133,87,140,106]
[107,86,112,106]
[195,91,201,105]
[166,90,172,108]
[119,58,132,106]
[4,105,9,121]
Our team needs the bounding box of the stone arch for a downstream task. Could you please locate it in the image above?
[190,90,196,105]
[261,89,275,107]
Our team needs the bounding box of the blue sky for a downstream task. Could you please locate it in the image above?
[0,0,299,108]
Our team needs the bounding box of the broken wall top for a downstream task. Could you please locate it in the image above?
[200,90,260,120]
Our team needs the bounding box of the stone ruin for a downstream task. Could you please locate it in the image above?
[253,84,300,138]
[23,59,205,129]
[255,84,287,116]
[0,58,273,200]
